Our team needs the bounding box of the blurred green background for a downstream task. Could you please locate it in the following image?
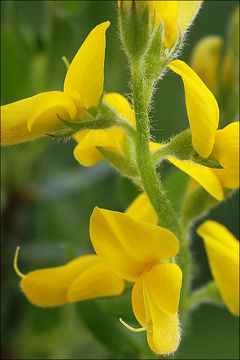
[1,1,239,359]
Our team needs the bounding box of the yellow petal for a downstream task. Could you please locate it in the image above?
[73,128,123,166]
[73,93,133,166]
[90,207,179,281]
[146,311,180,355]
[149,141,162,152]
[20,255,99,307]
[27,91,77,132]
[67,261,125,302]
[132,274,148,327]
[1,92,74,146]
[197,221,239,316]
[104,92,135,126]
[211,168,239,190]
[190,36,223,95]
[125,192,158,225]
[168,60,219,158]
[150,1,178,47]
[145,276,180,355]
[167,157,223,200]
[177,1,202,35]
[1,94,41,145]
[131,274,180,355]
[74,129,104,166]
[145,263,182,315]
[64,21,110,110]
[211,122,239,171]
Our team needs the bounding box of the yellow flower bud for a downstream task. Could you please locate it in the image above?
[221,7,239,93]
[190,36,223,95]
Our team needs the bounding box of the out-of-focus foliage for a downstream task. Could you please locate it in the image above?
[1,1,239,359]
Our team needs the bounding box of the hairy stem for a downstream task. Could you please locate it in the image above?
[132,60,180,235]
[177,223,192,322]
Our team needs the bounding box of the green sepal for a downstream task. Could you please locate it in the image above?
[46,129,76,140]
[88,91,105,118]
[192,154,223,169]
[58,117,113,132]
[98,147,140,181]
[119,1,150,61]
[58,100,117,132]
[166,129,194,160]
[144,23,165,83]
[165,28,183,62]
[144,26,182,86]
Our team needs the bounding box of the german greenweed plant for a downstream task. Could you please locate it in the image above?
[1,1,239,357]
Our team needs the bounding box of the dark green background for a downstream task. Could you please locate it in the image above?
[1,1,239,359]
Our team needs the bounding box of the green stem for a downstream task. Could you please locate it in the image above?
[176,223,192,322]
[132,60,180,235]
[151,144,172,164]
[98,147,140,182]
[185,282,224,312]
[115,117,136,141]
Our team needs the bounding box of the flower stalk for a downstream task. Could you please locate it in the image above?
[131,59,180,235]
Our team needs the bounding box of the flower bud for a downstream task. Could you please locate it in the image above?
[221,6,239,93]
[190,36,223,95]
[219,7,239,125]
[119,0,151,60]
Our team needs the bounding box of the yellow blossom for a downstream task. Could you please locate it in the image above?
[15,193,153,308]
[16,251,124,307]
[1,22,110,146]
[197,221,239,316]
[90,205,182,355]
[168,60,239,169]
[16,192,182,355]
[74,92,135,167]
[148,59,240,200]
[73,93,161,168]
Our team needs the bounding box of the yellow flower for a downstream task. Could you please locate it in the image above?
[118,1,202,48]
[168,60,239,167]
[90,203,182,355]
[15,193,152,308]
[73,93,160,168]
[150,59,240,201]
[1,22,110,146]
[16,192,182,354]
[197,221,239,316]
[74,92,135,167]
[16,252,124,307]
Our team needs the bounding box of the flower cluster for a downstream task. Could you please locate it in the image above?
[1,1,239,356]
